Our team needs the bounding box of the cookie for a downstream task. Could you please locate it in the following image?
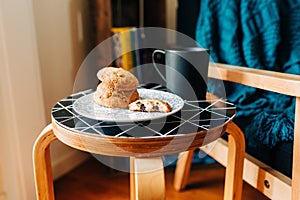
[96,67,139,90]
[94,67,140,108]
[129,99,172,113]
[94,85,139,108]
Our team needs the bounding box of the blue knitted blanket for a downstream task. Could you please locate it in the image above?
[195,0,300,147]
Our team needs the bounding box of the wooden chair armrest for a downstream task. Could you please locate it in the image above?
[208,63,300,97]
[209,63,300,199]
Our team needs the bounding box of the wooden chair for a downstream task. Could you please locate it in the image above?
[174,63,300,200]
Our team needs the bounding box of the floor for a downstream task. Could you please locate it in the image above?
[54,157,270,200]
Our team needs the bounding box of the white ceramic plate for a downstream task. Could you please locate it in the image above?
[73,89,184,122]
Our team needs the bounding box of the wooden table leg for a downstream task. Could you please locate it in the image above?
[173,150,194,191]
[33,124,57,200]
[224,121,245,200]
[130,157,166,200]
[172,121,245,200]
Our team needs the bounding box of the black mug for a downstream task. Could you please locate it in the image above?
[152,47,209,101]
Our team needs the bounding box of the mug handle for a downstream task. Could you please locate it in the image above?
[152,49,166,82]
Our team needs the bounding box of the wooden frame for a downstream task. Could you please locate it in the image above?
[174,63,300,200]
[33,121,245,200]
[33,91,245,199]
[33,124,57,200]
[174,121,245,200]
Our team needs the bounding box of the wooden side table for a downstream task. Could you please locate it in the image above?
[33,86,245,200]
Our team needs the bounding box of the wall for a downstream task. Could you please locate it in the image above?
[0,0,94,199]
[0,167,4,200]
[32,0,93,179]
[0,0,177,199]
[0,0,47,199]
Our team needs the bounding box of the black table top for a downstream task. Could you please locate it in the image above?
[52,84,235,139]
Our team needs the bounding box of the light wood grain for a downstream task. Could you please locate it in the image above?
[0,167,4,199]
[174,121,245,200]
[292,97,300,200]
[33,124,57,200]
[178,63,300,199]
[173,150,195,191]
[33,105,232,199]
[209,63,300,96]
[51,117,229,157]
[130,157,165,200]
[201,138,292,199]
[223,122,245,200]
